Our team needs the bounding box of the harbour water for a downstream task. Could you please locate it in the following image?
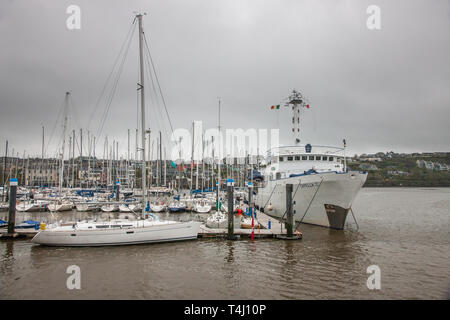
[0,188,449,299]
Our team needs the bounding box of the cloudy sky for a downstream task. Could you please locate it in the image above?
[0,0,449,160]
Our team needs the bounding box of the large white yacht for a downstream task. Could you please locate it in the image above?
[254,90,367,229]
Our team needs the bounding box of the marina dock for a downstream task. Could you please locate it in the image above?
[1,209,302,240]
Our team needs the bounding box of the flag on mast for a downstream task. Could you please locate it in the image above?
[270,105,280,110]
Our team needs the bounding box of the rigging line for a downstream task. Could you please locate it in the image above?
[294,177,324,230]
[262,183,279,210]
[143,33,184,171]
[87,18,137,131]
[96,22,136,144]
[142,38,178,181]
[143,48,171,144]
[350,207,359,230]
[68,94,82,133]
[143,52,161,127]
[143,31,174,134]
[96,27,135,139]
[142,28,192,185]
[44,96,65,156]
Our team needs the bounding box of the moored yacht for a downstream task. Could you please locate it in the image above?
[254,90,367,229]
[31,219,202,246]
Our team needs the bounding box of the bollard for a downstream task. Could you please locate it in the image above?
[227,179,234,240]
[268,220,271,230]
[7,178,18,235]
[285,183,293,237]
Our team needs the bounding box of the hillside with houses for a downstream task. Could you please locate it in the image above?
[348,151,450,187]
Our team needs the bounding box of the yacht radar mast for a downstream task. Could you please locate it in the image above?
[284,89,310,145]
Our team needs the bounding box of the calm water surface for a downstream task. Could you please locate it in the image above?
[1,188,449,299]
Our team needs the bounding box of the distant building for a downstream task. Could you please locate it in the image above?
[25,165,59,186]
[387,170,409,176]
[417,159,449,171]
[360,157,382,162]
[416,160,426,168]
[359,163,378,171]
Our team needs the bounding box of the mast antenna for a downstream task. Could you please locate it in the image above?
[284,89,310,145]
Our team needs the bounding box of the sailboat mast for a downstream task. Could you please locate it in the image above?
[137,14,147,215]
[159,131,162,187]
[217,98,221,206]
[59,92,69,195]
[190,121,194,192]
[164,147,167,187]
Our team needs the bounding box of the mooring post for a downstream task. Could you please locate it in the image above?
[248,181,253,216]
[7,178,18,235]
[286,183,293,237]
[227,178,234,239]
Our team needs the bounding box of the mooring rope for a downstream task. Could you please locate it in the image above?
[295,177,324,230]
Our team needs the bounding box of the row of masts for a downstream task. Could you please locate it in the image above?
[1,13,259,206]
[1,136,259,190]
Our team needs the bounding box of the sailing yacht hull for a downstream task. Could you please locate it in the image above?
[31,221,202,247]
[16,203,47,212]
[48,203,73,212]
[255,171,367,229]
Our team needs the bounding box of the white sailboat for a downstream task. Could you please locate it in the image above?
[193,199,212,213]
[119,202,142,213]
[205,211,241,229]
[150,201,166,212]
[16,200,48,212]
[75,201,100,212]
[48,200,73,212]
[32,14,201,246]
[101,203,119,212]
[31,219,201,247]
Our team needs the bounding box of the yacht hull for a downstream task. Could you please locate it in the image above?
[255,171,367,229]
[31,221,202,247]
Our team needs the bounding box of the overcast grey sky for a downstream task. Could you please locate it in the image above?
[1,0,449,160]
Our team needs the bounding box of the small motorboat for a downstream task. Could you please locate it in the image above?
[240,217,264,229]
[15,220,41,229]
[101,203,119,212]
[0,219,8,228]
[168,201,187,213]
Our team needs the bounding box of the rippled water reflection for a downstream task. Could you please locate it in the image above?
[1,188,449,299]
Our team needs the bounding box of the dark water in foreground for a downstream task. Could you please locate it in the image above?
[1,188,449,299]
